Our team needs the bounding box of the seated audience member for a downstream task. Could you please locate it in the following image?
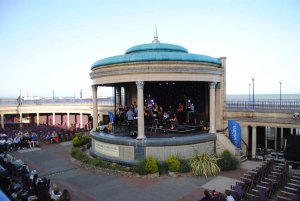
[31,132,38,148]
[50,183,61,201]
[51,131,59,143]
[58,189,71,201]
[225,191,235,201]
[199,189,212,201]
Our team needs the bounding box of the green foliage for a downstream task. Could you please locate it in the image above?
[178,159,191,173]
[133,160,147,175]
[190,153,221,177]
[72,133,91,147]
[218,149,240,171]
[166,155,181,172]
[144,156,159,174]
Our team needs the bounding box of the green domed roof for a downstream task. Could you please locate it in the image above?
[91,42,221,69]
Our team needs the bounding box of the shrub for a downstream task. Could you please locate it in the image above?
[72,133,91,147]
[178,159,191,173]
[144,156,158,174]
[166,155,181,172]
[133,160,147,175]
[218,149,240,171]
[190,153,221,177]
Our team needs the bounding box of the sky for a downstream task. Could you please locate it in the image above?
[0,0,299,98]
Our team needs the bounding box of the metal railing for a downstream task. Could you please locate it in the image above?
[0,98,114,106]
[226,99,300,112]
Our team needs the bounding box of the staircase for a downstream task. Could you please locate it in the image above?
[216,132,248,163]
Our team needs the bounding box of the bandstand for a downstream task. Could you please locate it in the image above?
[89,35,227,165]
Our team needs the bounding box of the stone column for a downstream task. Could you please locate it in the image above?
[37,113,40,126]
[209,82,217,133]
[252,126,257,160]
[52,113,55,126]
[1,114,3,128]
[136,81,145,139]
[92,85,98,131]
[80,113,83,128]
[67,113,70,128]
[116,86,121,108]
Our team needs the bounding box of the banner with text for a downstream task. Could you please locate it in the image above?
[228,120,241,148]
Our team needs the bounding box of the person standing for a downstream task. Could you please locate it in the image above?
[126,107,135,135]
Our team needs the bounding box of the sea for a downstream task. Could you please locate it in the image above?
[226,94,300,100]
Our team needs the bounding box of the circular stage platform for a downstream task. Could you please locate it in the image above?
[90,131,216,165]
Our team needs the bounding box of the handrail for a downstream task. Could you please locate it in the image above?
[226,99,300,112]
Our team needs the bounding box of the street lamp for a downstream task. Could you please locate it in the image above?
[249,83,251,108]
[279,80,282,109]
[251,76,255,110]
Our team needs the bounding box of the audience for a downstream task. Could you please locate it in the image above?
[0,124,79,200]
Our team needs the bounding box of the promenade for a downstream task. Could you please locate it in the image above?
[10,142,257,201]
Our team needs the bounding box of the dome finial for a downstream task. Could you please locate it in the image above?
[152,25,160,43]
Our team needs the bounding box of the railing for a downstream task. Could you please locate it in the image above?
[226,99,300,112]
[0,98,114,106]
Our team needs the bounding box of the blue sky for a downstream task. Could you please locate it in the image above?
[0,0,299,98]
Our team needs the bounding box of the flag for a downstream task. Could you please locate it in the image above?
[228,120,241,148]
[108,112,114,123]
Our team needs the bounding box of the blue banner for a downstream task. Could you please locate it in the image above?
[228,120,241,148]
[108,112,114,123]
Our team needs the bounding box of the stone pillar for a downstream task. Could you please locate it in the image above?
[80,113,83,128]
[92,85,98,131]
[209,82,217,133]
[251,126,257,160]
[1,114,3,128]
[241,125,249,155]
[116,86,121,108]
[52,113,55,126]
[37,113,40,126]
[67,113,70,128]
[136,81,145,140]
[20,113,22,127]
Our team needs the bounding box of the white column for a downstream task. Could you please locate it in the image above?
[52,113,55,126]
[1,114,3,128]
[67,113,70,128]
[116,87,121,108]
[20,113,22,127]
[136,81,145,140]
[252,126,257,159]
[37,113,40,126]
[209,82,217,133]
[80,113,83,128]
[92,85,98,131]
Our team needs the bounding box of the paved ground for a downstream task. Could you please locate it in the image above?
[10,142,252,201]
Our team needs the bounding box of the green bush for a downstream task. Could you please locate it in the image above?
[178,159,191,173]
[133,160,147,175]
[144,156,158,174]
[218,149,240,171]
[166,155,181,172]
[72,133,91,147]
[190,153,221,177]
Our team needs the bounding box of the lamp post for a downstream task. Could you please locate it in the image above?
[251,76,255,110]
[279,80,282,109]
[249,83,251,108]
